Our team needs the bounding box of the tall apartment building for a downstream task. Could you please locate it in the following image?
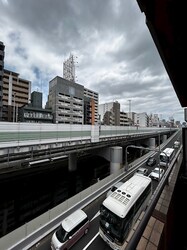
[120,111,129,126]
[126,111,136,125]
[30,91,42,108]
[2,69,31,122]
[99,101,120,125]
[48,76,98,124]
[149,113,160,127]
[84,87,98,125]
[48,76,84,124]
[0,41,5,120]
[134,112,149,127]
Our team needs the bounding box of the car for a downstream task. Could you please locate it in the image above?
[136,167,148,176]
[51,209,90,250]
[174,140,180,148]
[148,167,164,181]
[106,181,124,197]
[146,156,157,167]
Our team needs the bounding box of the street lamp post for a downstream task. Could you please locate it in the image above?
[125,145,134,171]
[158,133,161,180]
[125,143,168,182]
[128,99,131,125]
[13,92,16,122]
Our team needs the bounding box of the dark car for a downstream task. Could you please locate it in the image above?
[146,156,156,167]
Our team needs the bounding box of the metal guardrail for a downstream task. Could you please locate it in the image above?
[125,145,183,250]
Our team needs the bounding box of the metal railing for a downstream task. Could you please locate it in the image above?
[125,145,182,250]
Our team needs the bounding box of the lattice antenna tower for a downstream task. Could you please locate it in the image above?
[63,53,76,82]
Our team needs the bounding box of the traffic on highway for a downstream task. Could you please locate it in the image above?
[28,135,181,250]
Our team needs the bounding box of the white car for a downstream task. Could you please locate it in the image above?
[148,167,164,181]
[136,167,148,176]
[174,140,180,148]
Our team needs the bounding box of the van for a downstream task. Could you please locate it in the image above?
[51,209,90,250]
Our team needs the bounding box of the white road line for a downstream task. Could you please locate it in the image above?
[90,211,100,221]
[82,211,100,249]
[82,231,99,250]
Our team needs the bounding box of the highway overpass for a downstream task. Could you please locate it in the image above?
[0,129,183,250]
[0,122,177,170]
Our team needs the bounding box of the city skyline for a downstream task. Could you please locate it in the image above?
[0,0,184,122]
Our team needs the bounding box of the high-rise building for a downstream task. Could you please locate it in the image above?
[2,69,31,122]
[84,87,98,125]
[48,76,84,124]
[120,111,129,126]
[31,91,42,108]
[0,41,5,120]
[48,76,98,124]
[99,101,120,125]
[148,113,160,127]
[134,112,149,127]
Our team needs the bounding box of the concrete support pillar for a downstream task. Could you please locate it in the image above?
[110,146,123,174]
[68,153,77,171]
[163,134,167,142]
[149,138,156,149]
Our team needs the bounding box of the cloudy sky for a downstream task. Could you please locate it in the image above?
[0,0,184,122]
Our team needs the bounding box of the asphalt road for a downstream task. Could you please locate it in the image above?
[29,170,161,250]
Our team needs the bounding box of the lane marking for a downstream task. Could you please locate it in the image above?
[90,211,100,221]
[82,231,99,250]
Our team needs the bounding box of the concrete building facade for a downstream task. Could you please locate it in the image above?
[19,91,53,123]
[84,87,98,125]
[134,112,149,127]
[2,69,31,122]
[48,76,84,124]
[99,101,120,125]
[0,41,5,121]
[120,111,129,126]
[48,76,98,125]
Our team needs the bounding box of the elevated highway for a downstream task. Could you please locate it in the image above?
[0,129,183,250]
[0,122,177,170]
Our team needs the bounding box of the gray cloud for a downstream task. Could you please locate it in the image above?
[0,0,184,122]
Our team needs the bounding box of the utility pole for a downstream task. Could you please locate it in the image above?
[13,92,16,122]
[125,142,168,182]
[128,99,131,125]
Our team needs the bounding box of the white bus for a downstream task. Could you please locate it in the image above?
[99,173,152,250]
[160,147,175,167]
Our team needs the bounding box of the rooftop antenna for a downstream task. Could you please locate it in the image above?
[63,53,78,82]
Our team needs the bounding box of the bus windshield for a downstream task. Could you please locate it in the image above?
[160,154,168,163]
[160,147,175,166]
[100,205,124,241]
